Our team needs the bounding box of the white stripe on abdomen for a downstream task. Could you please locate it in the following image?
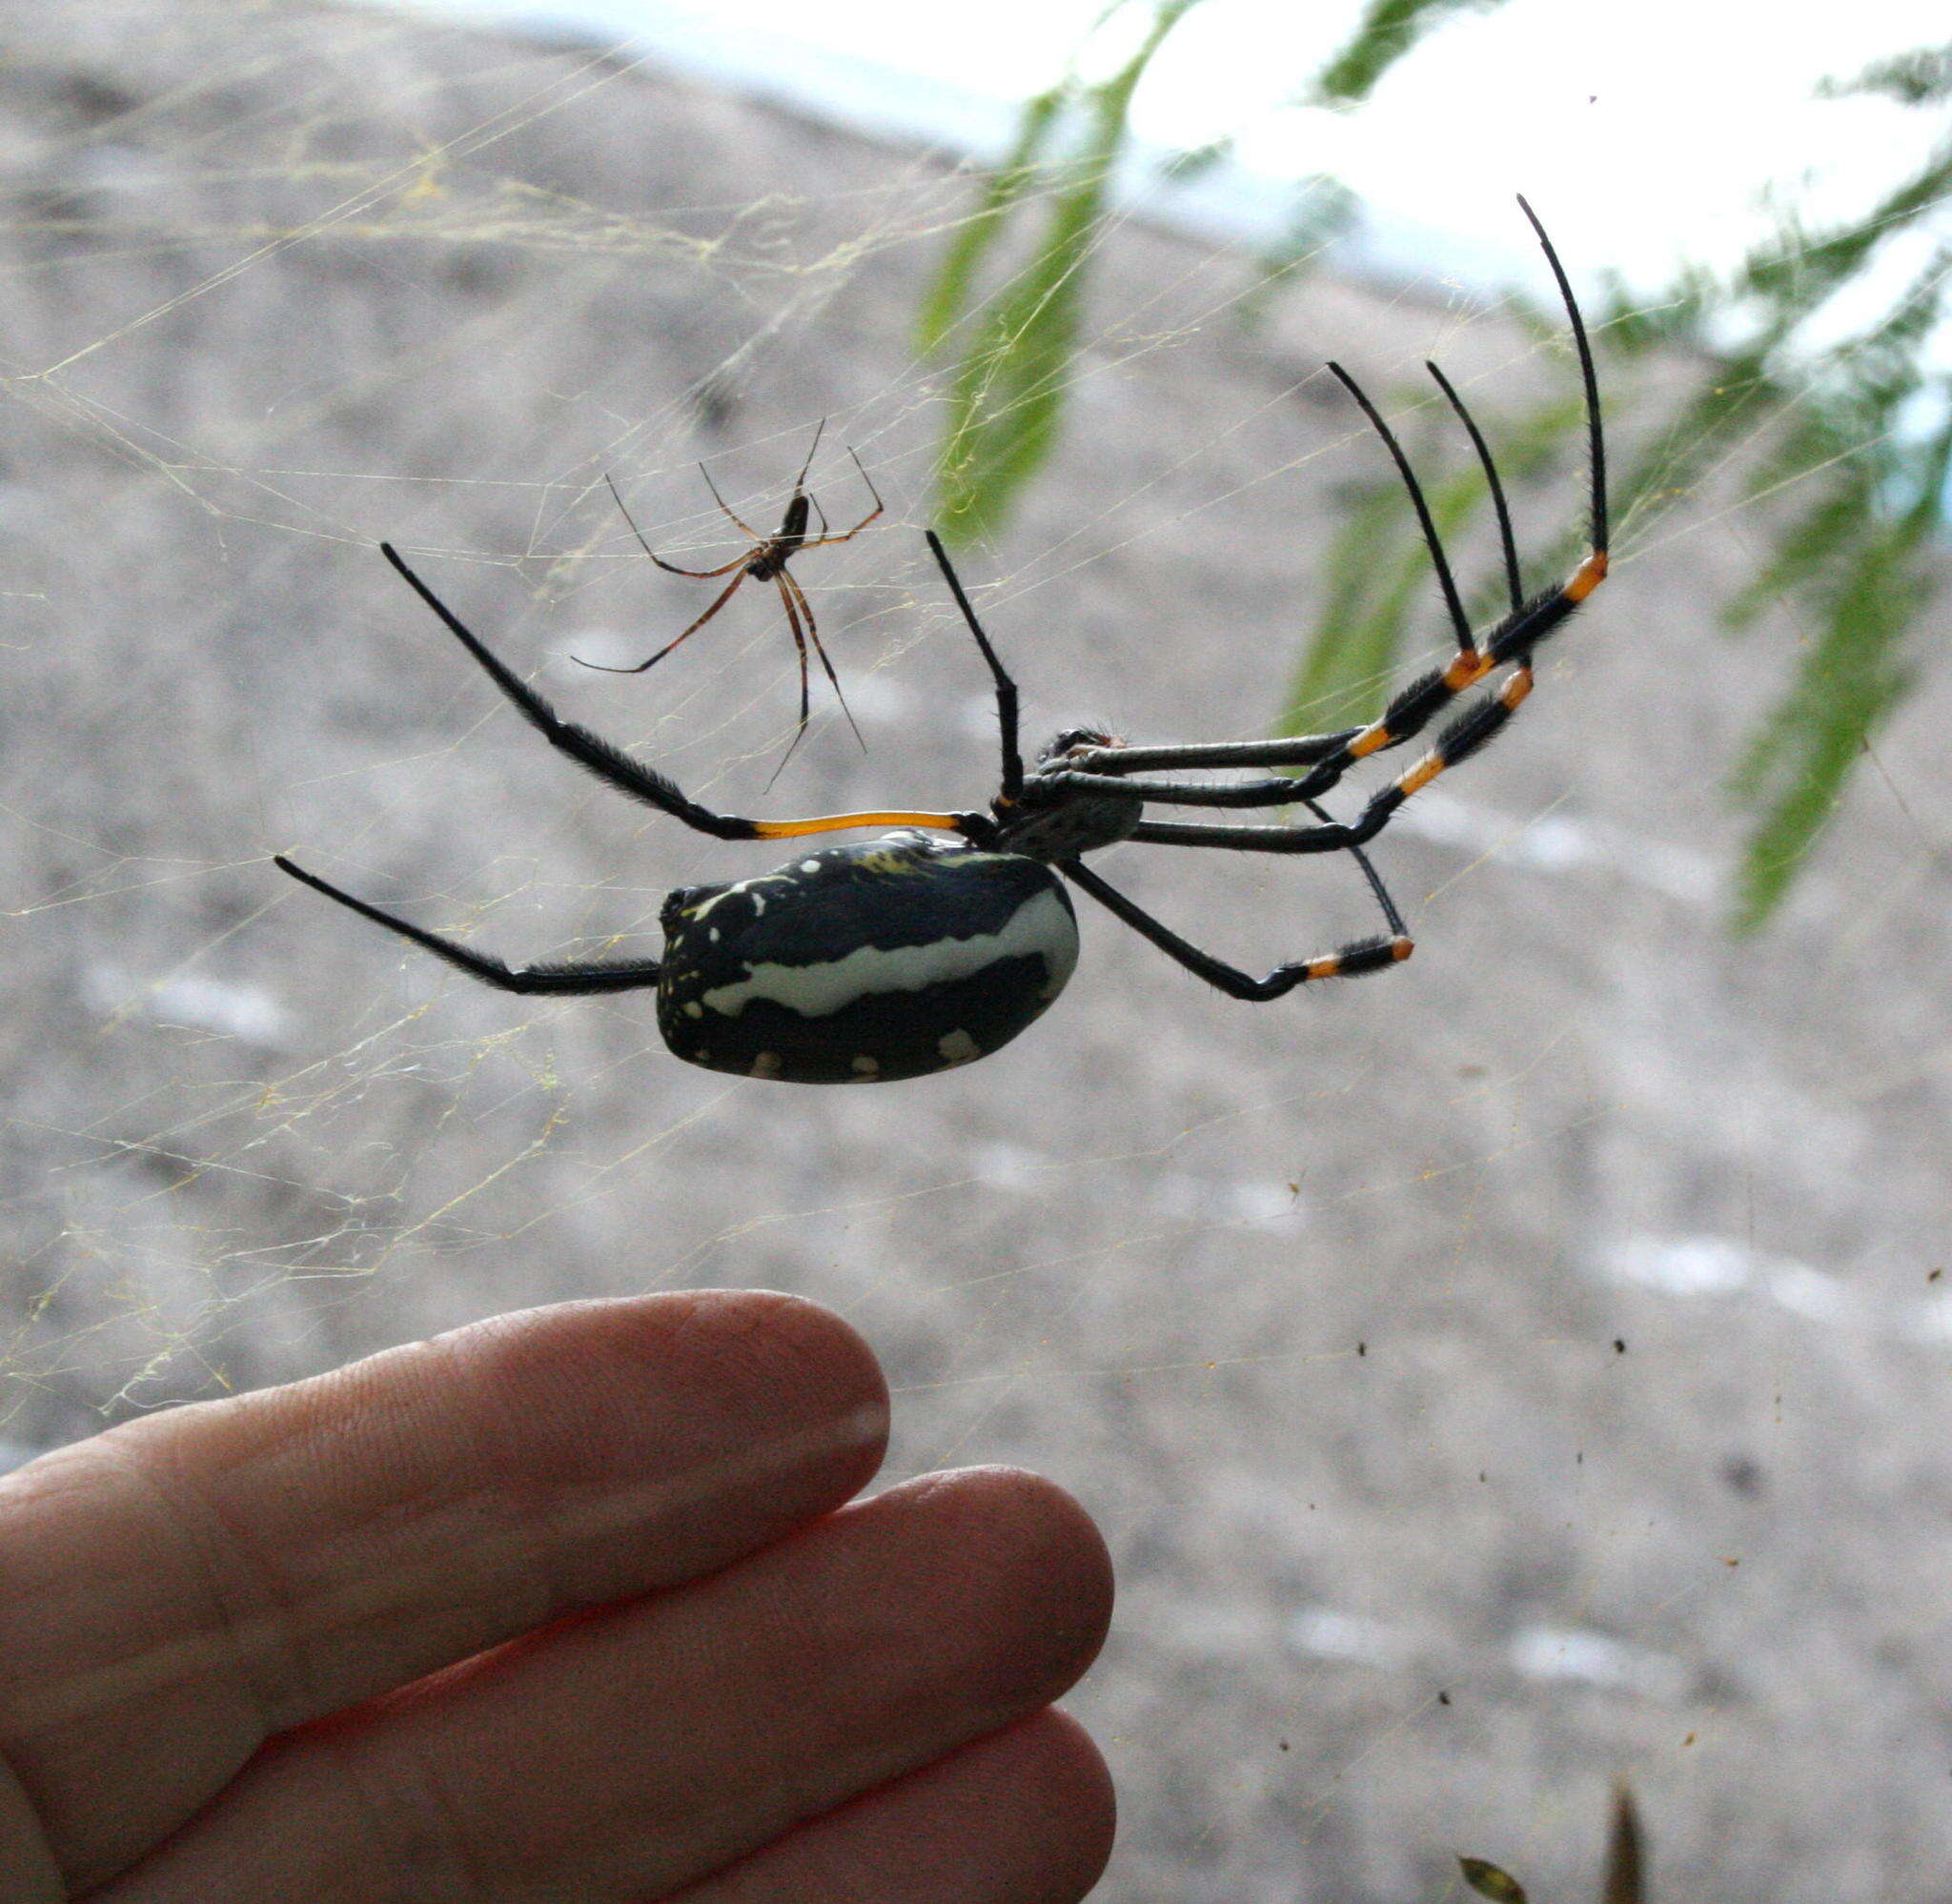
[701,889,1078,1021]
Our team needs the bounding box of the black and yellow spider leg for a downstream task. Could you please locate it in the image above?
[273,856,663,995]
[1054,729,1362,777]
[1063,856,1412,1000]
[1328,360,1478,655]
[378,543,971,844]
[1064,194,1604,794]
[1426,359,1524,615]
[1518,192,1608,557]
[1026,572,1565,817]
[1030,765,1344,809]
[926,530,1024,800]
[1045,598,1596,820]
[1127,663,1536,854]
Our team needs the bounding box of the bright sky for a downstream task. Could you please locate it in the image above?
[386,0,1950,291]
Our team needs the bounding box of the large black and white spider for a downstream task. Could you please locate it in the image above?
[276,198,1607,1085]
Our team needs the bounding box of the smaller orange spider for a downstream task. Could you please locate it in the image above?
[583,420,883,749]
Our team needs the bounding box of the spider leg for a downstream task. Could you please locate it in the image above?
[604,474,749,580]
[1126,664,1536,854]
[274,857,663,995]
[1063,856,1411,1001]
[798,448,885,548]
[925,530,1023,800]
[698,460,763,541]
[761,575,819,790]
[1067,198,1603,798]
[780,566,865,752]
[1425,360,1523,615]
[792,417,827,492]
[1519,194,1608,557]
[1328,360,1477,655]
[778,572,813,738]
[577,566,750,675]
[1055,730,1362,776]
[1035,767,1352,809]
[377,544,968,843]
[1065,201,1605,798]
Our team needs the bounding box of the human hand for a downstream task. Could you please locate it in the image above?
[0,1291,1113,1900]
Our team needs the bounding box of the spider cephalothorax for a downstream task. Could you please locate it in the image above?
[276,197,1606,1084]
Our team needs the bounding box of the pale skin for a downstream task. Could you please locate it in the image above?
[0,1291,1115,1901]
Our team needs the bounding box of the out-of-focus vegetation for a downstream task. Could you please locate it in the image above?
[1458,1783,1645,1901]
[917,3,1952,930]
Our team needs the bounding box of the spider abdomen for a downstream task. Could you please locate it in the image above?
[657,833,1079,1083]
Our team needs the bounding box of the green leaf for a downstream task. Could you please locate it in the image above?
[927,1,1206,542]
[1817,41,1952,105]
[1157,136,1234,184]
[1458,1853,1528,1902]
[1311,0,1514,105]
[1728,413,1951,931]
[913,82,1069,357]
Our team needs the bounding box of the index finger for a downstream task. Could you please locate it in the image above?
[0,1290,888,1891]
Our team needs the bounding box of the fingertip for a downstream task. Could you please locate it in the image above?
[443,1289,890,1496]
[1001,1708,1118,1896]
[886,1466,1114,1705]
[664,1707,1116,1903]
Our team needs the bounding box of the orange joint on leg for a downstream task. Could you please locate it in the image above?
[1304,954,1343,980]
[1390,937,1414,962]
[1443,652,1491,690]
[1564,550,1609,602]
[1498,668,1534,710]
[1350,725,1393,759]
[1399,751,1444,796]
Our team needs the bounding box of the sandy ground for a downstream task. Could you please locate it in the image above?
[2,4,1950,1897]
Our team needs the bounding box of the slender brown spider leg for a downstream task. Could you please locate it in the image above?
[781,566,864,751]
[762,577,816,789]
[791,417,827,492]
[773,570,814,738]
[576,566,750,675]
[604,472,746,580]
[799,447,884,548]
[698,460,763,541]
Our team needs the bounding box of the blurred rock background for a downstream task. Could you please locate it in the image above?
[2,2,1950,1897]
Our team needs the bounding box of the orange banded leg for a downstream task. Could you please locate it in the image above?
[1063,857,1412,1001]
[1031,640,1508,814]
[1127,663,1536,856]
